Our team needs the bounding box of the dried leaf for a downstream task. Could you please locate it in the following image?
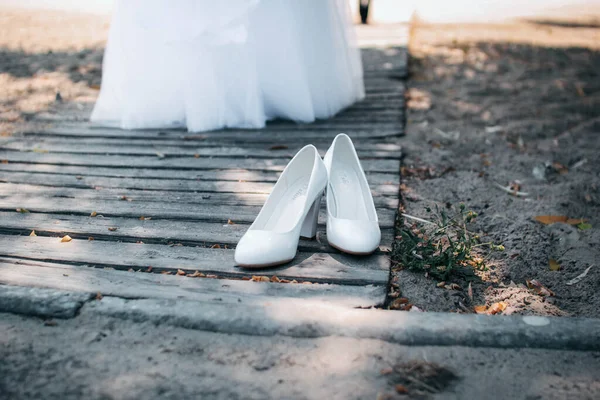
[526,279,555,296]
[147,266,153,272]
[566,218,586,225]
[390,298,410,310]
[194,153,200,158]
[108,227,118,231]
[227,219,235,225]
[448,283,462,291]
[90,211,97,217]
[161,271,172,275]
[176,269,186,276]
[280,279,291,283]
[549,259,561,271]
[119,195,132,201]
[1,159,8,164]
[187,270,205,278]
[551,162,569,174]
[95,292,103,300]
[270,276,280,283]
[534,215,568,225]
[395,385,409,394]
[29,230,37,237]
[88,237,94,241]
[268,145,289,150]
[487,302,508,315]
[139,216,151,221]
[467,282,473,301]
[60,235,72,243]
[211,244,221,249]
[16,208,29,213]
[474,305,488,314]
[206,274,218,279]
[436,281,446,288]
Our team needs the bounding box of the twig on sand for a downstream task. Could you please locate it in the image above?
[401,213,435,225]
[493,182,529,197]
[556,117,600,140]
[566,265,594,286]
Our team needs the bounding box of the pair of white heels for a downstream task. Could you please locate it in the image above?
[234,134,381,268]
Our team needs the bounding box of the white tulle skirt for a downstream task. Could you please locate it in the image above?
[91,0,365,132]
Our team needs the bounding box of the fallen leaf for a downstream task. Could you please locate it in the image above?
[526,279,555,296]
[16,208,29,213]
[577,223,592,230]
[206,274,218,278]
[549,259,561,271]
[1,160,8,164]
[268,145,289,150]
[88,237,94,241]
[270,276,280,283]
[390,298,410,310]
[194,153,200,158]
[487,302,508,315]
[566,218,586,225]
[467,282,473,301]
[176,269,186,276]
[534,215,568,225]
[96,292,103,300]
[437,281,446,288]
[108,227,118,231]
[290,280,298,284]
[227,219,235,225]
[90,211,97,217]
[280,279,291,283]
[139,216,151,221]
[395,385,409,394]
[161,271,172,275]
[448,283,462,291]
[551,162,569,175]
[474,305,488,314]
[211,244,221,249]
[136,241,144,244]
[147,266,153,272]
[119,195,131,201]
[183,135,207,141]
[60,235,72,243]
[187,270,205,278]
[29,230,37,237]
[566,265,594,286]
[128,268,134,272]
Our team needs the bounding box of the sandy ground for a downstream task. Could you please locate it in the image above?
[1,7,599,318]
[393,18,600,317]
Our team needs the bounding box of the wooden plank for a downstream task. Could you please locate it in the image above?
[0,173,399,200]
[0,141,402,160]
[0,197,397,228]
[0,183,399,209]
[1,135,403,152]
[0,258,385,308]
[0,235,390,285]
[0,164,401,185]
[0,211,395,253]
[25,123,403,140]
[0,151,399,173]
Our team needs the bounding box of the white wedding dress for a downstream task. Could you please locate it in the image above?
[91,0,365,132]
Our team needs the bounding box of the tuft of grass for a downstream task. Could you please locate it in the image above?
[392,203,504,281]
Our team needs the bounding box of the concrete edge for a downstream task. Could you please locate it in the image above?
[2,284,598,351]
[0,284,93,319]
[85,295,600,352]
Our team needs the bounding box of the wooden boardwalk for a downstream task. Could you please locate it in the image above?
[0,25,407,309]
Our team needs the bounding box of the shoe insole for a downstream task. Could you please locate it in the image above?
[329,162,369,220]
[264,176,309,233]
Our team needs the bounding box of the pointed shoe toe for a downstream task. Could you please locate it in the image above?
[326,217,381,255]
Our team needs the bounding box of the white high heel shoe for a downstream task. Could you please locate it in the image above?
[324,134,381,255]
[235,145,328,268]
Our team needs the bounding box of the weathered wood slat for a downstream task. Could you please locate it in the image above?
[0,258,385,307]
[0,173,399,199]
[25,123,403,140]
[0,211,394,253]
[0,141,402,160]
[0,164,400,185]
[1,135,403,152]
[0,235,390,285]
[0,197,397,227]
[0,183,399,209]
[0,151,399,173]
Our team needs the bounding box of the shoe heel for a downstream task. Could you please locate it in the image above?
[299,194,322,240]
